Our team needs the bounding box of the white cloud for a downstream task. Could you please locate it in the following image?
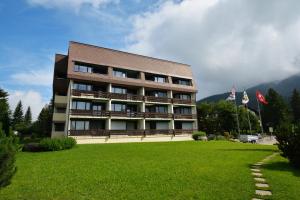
[27,0,119,11]
[11,70,53,86]
[127,0,300,98]
[8,90,47,120]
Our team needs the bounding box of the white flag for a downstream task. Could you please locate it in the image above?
[226,87,236,101]
[242,91,249,104]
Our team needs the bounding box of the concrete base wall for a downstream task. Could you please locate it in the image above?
[51,131,65,138]
[72,134,193,144]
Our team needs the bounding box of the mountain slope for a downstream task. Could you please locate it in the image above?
[198,74,300,109]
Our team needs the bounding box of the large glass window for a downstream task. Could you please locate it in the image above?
[174,107,191,114]
[154,91,167,98]
[71,121,89,130]
[174,93,191,100]
[92,105,103,111]
[112,87,126,94]
[72,101,90,110]
[112,103,126,112]
[113,70,126,78]
[73,83,92,91]
[156,106,168,113]
[154,76,166,83]
[74,64,92,73]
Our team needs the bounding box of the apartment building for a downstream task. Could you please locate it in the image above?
[52,41,197,143]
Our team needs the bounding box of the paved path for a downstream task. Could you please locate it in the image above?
[251,152,279,200]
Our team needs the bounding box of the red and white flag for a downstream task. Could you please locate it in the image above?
[256,90,268,105]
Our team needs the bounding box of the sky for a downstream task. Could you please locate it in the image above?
[1,0,300,119]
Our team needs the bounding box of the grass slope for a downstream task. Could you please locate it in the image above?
[262,155,300,200]
[0,141,276,200]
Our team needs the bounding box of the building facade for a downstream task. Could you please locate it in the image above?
[52,41,197,142]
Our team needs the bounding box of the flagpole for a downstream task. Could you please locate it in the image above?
[256,98,264,135]
[234,97,241,137]
[245,104,252,134]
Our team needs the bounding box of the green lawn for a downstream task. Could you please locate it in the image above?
[262,155,300,200]
[0,141,277,200]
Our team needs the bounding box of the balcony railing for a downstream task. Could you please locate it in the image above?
[70,109,110,117]
[70,109,196,119]
[172,98,195,104]
[144,129,174,135]
[72,90,110,98]
[144,112,173,118]
[72,89,195,105]
[109,111,144,118]
[144,96,172,103]
[174,129,194,134]
[174,114,197,119]
[110,93,143,101]
[110,130,145,136]
[69,129,109,136]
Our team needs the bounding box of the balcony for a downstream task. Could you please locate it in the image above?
[54,95,68,105]
[110,93,143,101]
[144,112,173,118]
[70,109,110,117]
[109,130,144,136]
[174,114,197,119]
[144,129,174,135]
[69,129,109,136]
[174,129,194,134]
[53,112,66,122]
[172,98,195,105]
[72,89,110,99]
[110,111,144,118]
[144,96,172,103]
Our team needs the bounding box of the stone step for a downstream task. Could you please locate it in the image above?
[251,169,261,172]
[256,190,272,196]
[252,172,263,177]
[254,177,266,182]
[256,183,269,188]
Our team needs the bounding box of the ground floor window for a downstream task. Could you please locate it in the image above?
[71,120,90,130]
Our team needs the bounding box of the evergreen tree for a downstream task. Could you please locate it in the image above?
[33,104,52,137]
[12,101,24,129]
[24,107,32,125]
[290,89,300,123]
[262,88,290,130]
[0,88,11,135]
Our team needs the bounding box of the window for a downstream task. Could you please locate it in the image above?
[174,94,191,100]
[154,76,166,83]
[73,83,92,91]
[156,106,168,113]
[112,103,126,112]
[74,64,92,73]
[154,91,167,98]
[174,107,191,114]
[72,101,90,110]
[172,77,192,86]
[113,70,126,78]
[71,121,89,130]
[112,87,126,94]
[92,104,102,111]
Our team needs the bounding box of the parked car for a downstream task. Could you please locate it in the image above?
[239,134,259,143]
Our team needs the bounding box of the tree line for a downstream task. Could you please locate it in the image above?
[197,88,300,136]
[0,88,53,138]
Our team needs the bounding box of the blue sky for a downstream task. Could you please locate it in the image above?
[1,0,300,119]
[0,0,163,118]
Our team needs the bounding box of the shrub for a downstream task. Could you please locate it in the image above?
[276,123,300,168]
[192,131,206,141]
[39,137,76,151]
[0,135,19,188]
[22,143,43,152]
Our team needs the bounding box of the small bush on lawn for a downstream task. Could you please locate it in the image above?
[192,131,206,141]
[216,135,226,140]
[39,137,76,151]
[276,123,300,168]
[0,128,19,188]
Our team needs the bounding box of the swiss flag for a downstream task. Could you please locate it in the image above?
[256,91,268,105]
